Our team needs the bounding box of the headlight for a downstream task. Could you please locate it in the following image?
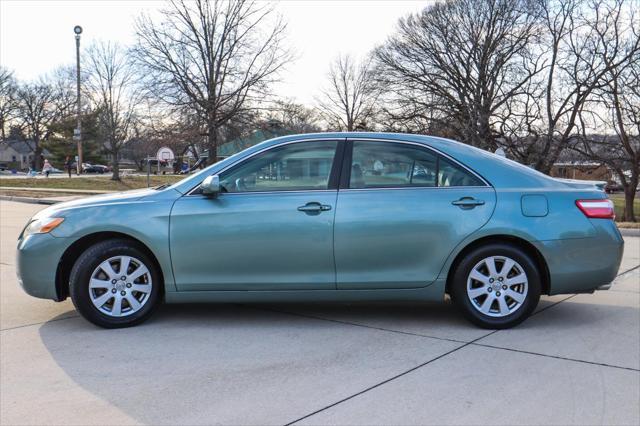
[22,217,64,238]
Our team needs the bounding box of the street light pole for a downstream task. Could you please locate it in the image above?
[74,25,83,175]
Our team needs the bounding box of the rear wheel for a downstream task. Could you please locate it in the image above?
[69,239,161,328]
[450,243,541,329]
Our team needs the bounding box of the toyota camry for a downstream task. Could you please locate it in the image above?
[16,133,624,329]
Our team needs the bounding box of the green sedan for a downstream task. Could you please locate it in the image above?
[16,133,624,329]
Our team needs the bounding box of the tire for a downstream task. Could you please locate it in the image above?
[69,239,161,328]
[450,243,541,329]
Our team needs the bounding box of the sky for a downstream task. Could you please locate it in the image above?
[0,0,427,105]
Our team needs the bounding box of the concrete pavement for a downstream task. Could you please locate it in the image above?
[1,200,638,425]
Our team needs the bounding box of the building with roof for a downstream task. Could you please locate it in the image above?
[0,140,52,170]
[550,161,612,182]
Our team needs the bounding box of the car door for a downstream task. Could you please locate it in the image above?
[334,140,496,290]
[170,139,343,291]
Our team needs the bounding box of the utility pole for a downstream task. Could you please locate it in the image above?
[73,25,83,175]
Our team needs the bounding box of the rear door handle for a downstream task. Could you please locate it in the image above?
[452,197,485,209]
[297,202,332,213]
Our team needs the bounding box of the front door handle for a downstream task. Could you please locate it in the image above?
[452,197,485,209]
[297,202,332,213]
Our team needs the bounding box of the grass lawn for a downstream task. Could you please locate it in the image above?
[609,193,639,222]
[0,175,184,191]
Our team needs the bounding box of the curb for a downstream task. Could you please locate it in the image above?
[0,186,111,194]
[0,195,63,205]
[619,228,640,237]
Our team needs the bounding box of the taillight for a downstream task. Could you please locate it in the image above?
[575,199,615,219]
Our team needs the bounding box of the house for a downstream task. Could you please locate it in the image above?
[0,140,48,170]
[550,161,612,182]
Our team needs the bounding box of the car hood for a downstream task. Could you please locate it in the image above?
[33,188,161,219]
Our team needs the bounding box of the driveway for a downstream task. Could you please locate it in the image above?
[1,200,638,425]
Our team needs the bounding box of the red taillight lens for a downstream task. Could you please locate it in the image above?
[575,199,615,219]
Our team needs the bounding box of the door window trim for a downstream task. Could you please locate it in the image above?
[186,138,346,196]
[340,138,491,190]
[186,137,491,196]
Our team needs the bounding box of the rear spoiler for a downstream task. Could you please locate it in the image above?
[553,178,606,191]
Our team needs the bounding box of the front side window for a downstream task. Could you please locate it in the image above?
[219,140,338,193]
[349,141,484,189]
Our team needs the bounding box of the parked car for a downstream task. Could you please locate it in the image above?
[66,162,109,174]
[16,133,623,329]
[605,181,623,194]
[83,164,110,174]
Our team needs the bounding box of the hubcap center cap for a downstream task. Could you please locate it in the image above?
[114,282,125,291]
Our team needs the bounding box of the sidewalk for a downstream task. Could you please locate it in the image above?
[0,186,113,205]
[0,194,84,205]
[0,186,112,194]
[1,199,638,425]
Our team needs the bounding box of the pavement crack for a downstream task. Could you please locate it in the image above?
[284,264,639,425]
[285,330,498,426]
[471,342,640,372]
[246,305,467,344]
[0,314,79,332]
[616,264,640,278]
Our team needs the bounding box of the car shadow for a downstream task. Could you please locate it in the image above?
[35,298,628,425]
[35,301,469,424]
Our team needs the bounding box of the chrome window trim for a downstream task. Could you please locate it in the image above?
[341,186,493,193]
[185,138,343,196]
[203,189,337,197]
[185,136,491,196]
[347,138,491,189]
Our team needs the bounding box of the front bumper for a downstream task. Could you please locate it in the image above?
[16,233,70,300]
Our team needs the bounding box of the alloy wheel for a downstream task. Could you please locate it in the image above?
[88,255,153,317]
[466,255,529,318]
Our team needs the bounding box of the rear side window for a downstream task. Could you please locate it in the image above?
[438,156,485,187]
[349,141,484,189]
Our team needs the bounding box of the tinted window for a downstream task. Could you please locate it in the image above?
[350,141,483,188]
[220,141,338,193]
[438,156,484,187]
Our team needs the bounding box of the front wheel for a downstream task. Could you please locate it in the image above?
[450,243,541,329]
[69,239,161,328]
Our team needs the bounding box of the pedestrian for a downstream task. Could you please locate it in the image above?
[42,159,53,178]
[65,156,72,178]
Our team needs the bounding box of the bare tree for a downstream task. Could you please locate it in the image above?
[0,67,19,141]
[570,0,640,221]
[498,0,640,173]
[266,99,321,133]
[85,41,140,180]
[133,0,291,164]
[374,0,543,150]
[316,54,378,131]
[608,65,640,222]
[16,72,75,170]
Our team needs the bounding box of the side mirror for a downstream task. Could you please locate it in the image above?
[201,175,220,196]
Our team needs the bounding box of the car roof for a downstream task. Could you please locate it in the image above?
[265,132,559,189]
[171,132,560,193]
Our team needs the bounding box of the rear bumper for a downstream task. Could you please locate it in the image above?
[16,234,69,301]
[534,220,624,295]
